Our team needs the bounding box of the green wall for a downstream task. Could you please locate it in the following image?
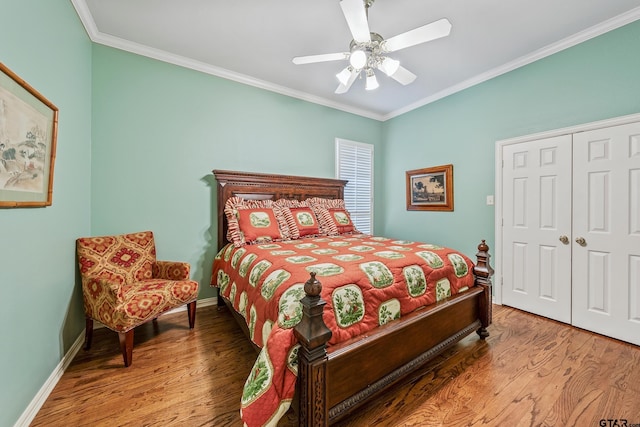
[381,20,640,257]
[0,1,92,426]
[90,45,383,300]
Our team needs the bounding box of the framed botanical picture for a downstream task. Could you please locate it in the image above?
[406,164,454,211]
[0,62,58,208]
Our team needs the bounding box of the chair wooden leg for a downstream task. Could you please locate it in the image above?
[187,301,197,329]
[84,318,93,351]
[118,330,134,367]
[217,292,226,308]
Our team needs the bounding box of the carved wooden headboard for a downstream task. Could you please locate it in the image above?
[213,170,347,250]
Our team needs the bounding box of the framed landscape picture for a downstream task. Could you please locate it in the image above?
[0,62,58,208]
[406,164,453,211]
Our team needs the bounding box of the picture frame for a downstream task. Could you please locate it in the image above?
[0,62,58,208]
[406,164,454,211]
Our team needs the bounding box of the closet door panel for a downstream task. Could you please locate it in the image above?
[572,122,640,346]
[502,135,572,323]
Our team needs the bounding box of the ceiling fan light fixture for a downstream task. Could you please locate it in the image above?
[379,57,400,76]
[365,69,379,90]
[349,49,367,70]
[293,0,451,94]
[336,66,353,86]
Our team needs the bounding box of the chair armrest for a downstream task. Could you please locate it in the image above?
[82,276,124,303]
[153,261,191,281]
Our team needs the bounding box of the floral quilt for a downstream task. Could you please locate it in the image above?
[211,234,475,427]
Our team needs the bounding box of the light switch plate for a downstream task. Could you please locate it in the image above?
[486,195,494,205]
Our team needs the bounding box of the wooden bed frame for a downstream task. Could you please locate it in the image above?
[213,169,493,426]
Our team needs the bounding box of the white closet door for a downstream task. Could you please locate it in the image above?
[572,122,640,345]
[502,135,573,323]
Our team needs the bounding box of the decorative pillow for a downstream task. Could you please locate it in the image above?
[272,199,320,240]
[272,198,302,238]
[225,197,288,246]
[237,208,283,244]
[315,207,357,235]
[306,197,345,209]
[306,197,346,235]
[286,206,321,238]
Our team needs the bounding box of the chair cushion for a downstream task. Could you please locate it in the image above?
[89,278,199,332]
[77,231,156,284]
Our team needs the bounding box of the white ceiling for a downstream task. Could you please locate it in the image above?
[72,0,640,121]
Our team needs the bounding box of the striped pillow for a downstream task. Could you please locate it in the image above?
[323,208,356,234]
[272,199,320,240]
[306,197,356,235]
[307,197,340,235]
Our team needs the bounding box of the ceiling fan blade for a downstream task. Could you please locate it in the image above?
[384,18,452,52]
[340,0,371,43]
[292,52,349,65]
[335,69,359,94]
[390,66,417,85]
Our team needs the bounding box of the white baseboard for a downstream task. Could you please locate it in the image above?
[13,332,85,427]
[165,296,217,313]
[14,296,217,427]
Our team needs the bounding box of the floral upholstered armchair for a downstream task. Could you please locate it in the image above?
[76,231,199,367]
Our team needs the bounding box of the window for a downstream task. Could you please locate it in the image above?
[335,138,374,234]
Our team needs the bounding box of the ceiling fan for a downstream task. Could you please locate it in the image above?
[292,0,452,94]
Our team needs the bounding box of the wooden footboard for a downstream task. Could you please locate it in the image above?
[293,241,493,426]
[212,170,493,426]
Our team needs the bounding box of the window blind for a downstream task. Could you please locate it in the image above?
[335,138,374,234]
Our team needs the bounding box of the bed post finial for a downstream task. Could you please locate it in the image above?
[474,239,493,339]
[304,271,322,296]
[294,272,332,427]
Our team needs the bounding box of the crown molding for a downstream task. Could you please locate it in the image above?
[383,6,640,121]
[69,0,383,121]
[71,0,640,123]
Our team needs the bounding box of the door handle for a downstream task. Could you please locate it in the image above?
[575,237,586,246]
[559,235,569,244]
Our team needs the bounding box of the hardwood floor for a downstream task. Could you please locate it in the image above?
[32,304,640,426]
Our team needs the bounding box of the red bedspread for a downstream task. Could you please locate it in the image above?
[211,234,475,426]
